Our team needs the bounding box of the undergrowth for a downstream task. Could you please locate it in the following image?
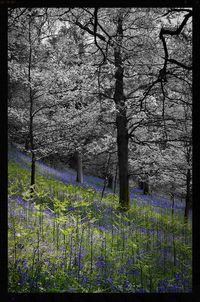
[8,158,192,293]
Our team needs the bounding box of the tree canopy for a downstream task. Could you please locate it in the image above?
[8,7,192,219]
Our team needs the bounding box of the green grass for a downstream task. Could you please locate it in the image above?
[8,160,192,293]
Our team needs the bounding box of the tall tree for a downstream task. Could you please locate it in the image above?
[8,8,64,189]
[114,11,130,209]
[8,8,192,217]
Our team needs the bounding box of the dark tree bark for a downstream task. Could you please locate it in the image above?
[29,112,35,191]
[76,151,83,183]
[171,193,175,217]
[138,174,149,195]
[31,151,36,185]
[184,145,192,223]
[138,181,144,190]
[143,183,149,195]
[184,168,191,223]
[101,177,107,200]
[101,153,111,199]
[107,174,113,189]
[170,184,175,217]
[113,164,118,194]
[114,14,130,210]
[28,14,35,195]
[74,29,85,185]
[116,112,130,209]
[72,10,130,208]
[143,174,150,195]
[29,112,35,193]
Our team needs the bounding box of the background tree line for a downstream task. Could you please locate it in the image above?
[8,7,192,221]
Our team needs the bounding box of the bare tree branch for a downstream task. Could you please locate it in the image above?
[166,58,192,70]
[159,10,192,75]
[162,9,192,17]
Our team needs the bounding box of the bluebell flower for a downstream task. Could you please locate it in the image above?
[97,226,107,233]
[21,259,28,269]
[123,280,129,289]
[60,246,65,252]
[79,252,84,259]
[122,233,127,241]
[29,279,34,290]
[89,240,93,246]
[130,268,140,277]
[105,277,113,285]
[48,282,56,288]
[95,259,106,269]
[44,208,54,216]
[158,286,166,293]
[78,260,84,270]
[94,276,102,286]
[68,205,76,211]
[82,275,88,287]
[16,196,25,205]
[20,271,28,287]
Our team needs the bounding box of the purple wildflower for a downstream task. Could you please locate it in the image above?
[95,259,106,269]
[20,271,28,287]
[82,275,88,287]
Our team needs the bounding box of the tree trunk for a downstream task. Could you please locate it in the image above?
[116,115,130,209]
[138,181,144,190]
[28,15,35,196]
[107,174,113,189]
[143,178,149,195]
[114,14,130,210]
[113,164,118,194]
[184,168,191,223]
[143,183,149,195]
[101,177,107,200]
[170,193,175,217]
[76,151,83,183]
[101,153,111,198]
[143,174,150,195]
[31,151,36,187]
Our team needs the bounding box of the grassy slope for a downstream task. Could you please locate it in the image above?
[8,146,189,214]
[8,148,192,293]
